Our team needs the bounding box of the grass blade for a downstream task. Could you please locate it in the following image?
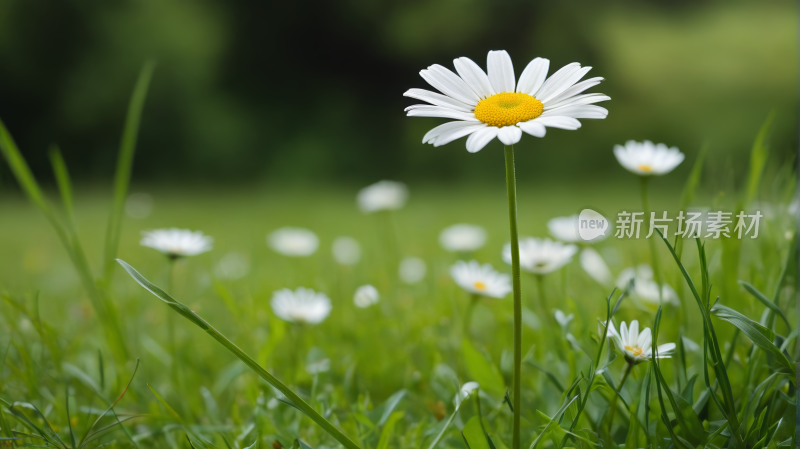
[48,145,75,222]
[738,281,790,329]
[745,111,774,204]
[116,259,361,449]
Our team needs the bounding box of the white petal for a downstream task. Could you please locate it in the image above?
[637,328,652,350]
[627,321,639,347]
[454,57,495,99]
[538,66,592,103]
[434,123,486,147]
[406,106,479,121]
[420,66,479,105]
[466,126,499,153]
[518,120,546,137]
[497,126,522,145]
[544,94,611,111]
[543,77,604,105]
[542,105,608,119]
[533,116,582,130]
[404,88,475,113]
[656,343,677,355]
[532,63,581,101]
[487,50,515,93]
[422,121,481,144]
[517,57,550,96]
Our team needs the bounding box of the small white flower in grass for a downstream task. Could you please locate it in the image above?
[405,50,609,153]
[553,309,574,331]
[399,257,427,284]
[548,212,610,243]
[270,287,332,324]
[214,252,250,280]
[502,237,578,275]
[454,381,480,407]
[140,228,213,258]
[616,264,653,290]
[439,224,487,252]
[358,181,408,213]
[268,227,319,257]
[613,140,684,176]
[601,319,676,365]
[332,236,361,265]
[634,279,679,306]
[450,260,511,298]
[353,285,380,308]
[580,248,613,286]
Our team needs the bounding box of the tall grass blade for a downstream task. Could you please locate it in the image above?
[48,145,75,222]
[738,281,790,329]
[745,112,775,205]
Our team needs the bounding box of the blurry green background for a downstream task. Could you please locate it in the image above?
[0,0,796,187]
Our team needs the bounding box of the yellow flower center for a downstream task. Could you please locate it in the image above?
[474,281,487,291]
[473,92,544,127]
[624,345,643,357]
[638,164,653,172]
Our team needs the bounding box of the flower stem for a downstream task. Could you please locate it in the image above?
[535,274,548,321]
[640,176,662,304]
[464,294,479,336]
[607,361,634,435]
[504,144,522,449]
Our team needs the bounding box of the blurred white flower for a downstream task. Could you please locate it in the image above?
[357,181,408,213]
[353,285,380,308]
[548,212,610,243]
[405,50,609,153]
[214,251,250,280]
[450,260,511,298]
[616,264,654,290]
[399,257,427,284]
[454,381,480,407]
[613,140,684,176]
[306,358,331,375]
[270,287,332,324]
[268,227,319,257]
[140,228,213,258]
[332,236,361,265]
[634,279,679,306]
[601,319,676,365]
[503,237,578,275]
[580,248,613,286]
[553,309,574,331]
[439,224,487,252]
[126,193,154,219]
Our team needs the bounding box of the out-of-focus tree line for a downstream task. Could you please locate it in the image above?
[0,0,796,186]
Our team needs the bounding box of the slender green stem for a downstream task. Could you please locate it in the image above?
[504,145,522,449]
[463,294,479,336]
[535,275,548,322]
[640,176,662,304]
[607,361,634,434]
[166,258,180,395]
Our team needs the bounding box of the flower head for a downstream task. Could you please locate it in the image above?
[332,236,361,265]
[358,181,408,213]
[503,237,578,275]
[554,309,574,332]
[271,287,332,324]
[614,140,684,176]
[548,211,610,243]
[405,50,609,152]
[616,264,678,305]
[268,227,319,257]
[579,248,613,286]
[601,319,676,365]
[353,285,380,308]
[439,224,487,252]
[450,260,511,298]
[399,257,427,284]
[140,228,213,258]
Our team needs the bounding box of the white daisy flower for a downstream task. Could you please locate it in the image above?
[439,224,487,252]
[214,251,250,280]
[140,228,213,258]
[404,50,609,153]
[502,237,578,275]
[616,264,654,290]
[357,180,408,213]
[268,227,319,257]
[270,287,332,324]
[548,212,610,243]
[579,248,613,286]
[399,257,427,284]
[602,319,676,365]
[613,140,685,176]
[332,236,361,265]
[450,260,512,299]
[633,279,679,306]
[353,285,380,308]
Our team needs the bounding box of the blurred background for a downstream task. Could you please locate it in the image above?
[0,0,796,188]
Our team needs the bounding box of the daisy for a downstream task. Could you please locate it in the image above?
[140,228,213,258]
[332,236,361,265]
[399,257,427,284]
[613,140,684,176]
[268,227,319,257]
[633,279,679,306]
[602,319,676,365]
[616,264,654,290]
[214,251,250,280]
[548,212,610,243]
[357,181,408,213]
[502,237,578,275]
[270,287,332,324]
[579,248,613,286]
[439,224,487,252]
[405,50,609,152]
[450,260,512,298]
[353,285,380,308]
